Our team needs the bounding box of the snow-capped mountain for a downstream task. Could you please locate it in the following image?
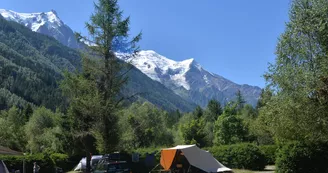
[120,50,198,90]
[0,9,261,107]
[0,9,80,48]
[123,50,262,107]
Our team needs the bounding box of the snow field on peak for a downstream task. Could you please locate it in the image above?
[118,50,198,90]
[0,9,63,32]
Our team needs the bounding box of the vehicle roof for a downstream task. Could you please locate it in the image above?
[104,161,127,164]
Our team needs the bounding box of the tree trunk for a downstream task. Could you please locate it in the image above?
[86,150,91,173]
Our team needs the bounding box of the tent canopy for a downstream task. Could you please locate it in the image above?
[0,146,22,156]
[160,145,231,173]
[0,146,20,173]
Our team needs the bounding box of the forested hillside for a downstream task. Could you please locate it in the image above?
[0,14,195,112]
[3,0,328,173]
[0,14,80,110]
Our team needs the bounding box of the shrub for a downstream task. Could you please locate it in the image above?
[0,153,69,173]
[276,142,328,173]
[259,145,277,165]
[208,143,266,170]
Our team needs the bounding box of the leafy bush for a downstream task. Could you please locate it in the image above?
[276,142,328,173]
[259,145,277,165]
[209,143,266,170]
[0,153,69,173]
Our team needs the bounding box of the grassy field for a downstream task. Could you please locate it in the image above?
[233,165,275,173]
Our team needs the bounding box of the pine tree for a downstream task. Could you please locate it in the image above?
[81,0,141,154]
[205,99,222,121]
[23,104,33,122]
[193,106,203,119]
[235,90,245,111]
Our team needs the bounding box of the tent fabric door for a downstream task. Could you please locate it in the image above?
[160,149,177,170]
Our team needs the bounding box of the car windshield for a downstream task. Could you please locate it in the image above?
[92,159,100,167]
[108,163,128,170]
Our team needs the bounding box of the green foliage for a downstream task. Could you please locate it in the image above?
[209,143,266,170]
[276,142,328,173]
[235,90,246,111]
[259,0,328,143]
[0,15,80,110]
[193,106,203,119]
[258,145,277,165]
[204,99,222,122]
[164,109,181,128]
[60,63,100,156]
[0,4,195,113]
[203,100,221,146]
[118,102,174,149]
[0,153,69,173]
[0,106,26,151]
[214,103,248,145]
[25,107,66,153]
[76,0,142,153]
[180,118,207,147]
[249,89,275,145]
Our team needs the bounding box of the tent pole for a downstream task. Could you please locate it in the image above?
[23,159,26,173]
[149,163,160,173]
[187,165,191,173]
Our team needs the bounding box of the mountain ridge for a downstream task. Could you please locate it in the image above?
[0,14,196,112]
[0,9,262,107]
[0,9,81,48]
[121,50,262,107]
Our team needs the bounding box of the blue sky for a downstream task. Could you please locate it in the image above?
[2,0,291,87]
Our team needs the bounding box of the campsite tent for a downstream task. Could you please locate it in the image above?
[73,155,103,171]
[160,145,231,173]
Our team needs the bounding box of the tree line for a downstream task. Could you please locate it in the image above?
[2,0,328,172]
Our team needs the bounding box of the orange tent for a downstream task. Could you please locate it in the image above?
[159,145,231,173]
[160,149,177,170]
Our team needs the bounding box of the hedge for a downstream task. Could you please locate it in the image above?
[259,145,277,165]
[208,143,266,170]
[276,142,328,173]
[0,153,70,173]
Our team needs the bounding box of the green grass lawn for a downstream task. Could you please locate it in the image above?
[233,169,255,173]
[233,165,275,173]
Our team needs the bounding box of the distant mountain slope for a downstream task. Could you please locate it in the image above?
[0,9,81,48]
[0,14,80,109]
[122,50,262,107]
[0,9,261,108]
[0,14,195,111]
